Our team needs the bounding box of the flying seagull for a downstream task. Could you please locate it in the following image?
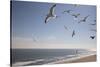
[72,30,75,37]
[78,15,89,23]
[94,19,96,22]
[62,10,72,14]
[64,25,68,30]
[45,4,57,24]
[33,37,37,42]
[94,17,96,22]
[90,36,95,39]
[72,13,80,18]
[32,34,38,42]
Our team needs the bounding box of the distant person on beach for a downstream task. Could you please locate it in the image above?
[75,49,78,56]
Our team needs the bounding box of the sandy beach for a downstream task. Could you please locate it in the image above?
[59,54,96,64]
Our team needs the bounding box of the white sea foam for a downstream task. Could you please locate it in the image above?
[12,55,75,66]
[12,59,45,66]
[46,52,96,64]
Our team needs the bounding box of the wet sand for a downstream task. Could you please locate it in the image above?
[60,55,96,63]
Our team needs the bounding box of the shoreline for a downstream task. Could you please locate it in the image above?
[56,54,96,64]
[12,54,96,66]
[46,53,96,64]
[64,54,96,63]
[12,51,96,66]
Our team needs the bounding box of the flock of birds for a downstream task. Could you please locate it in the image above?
[44,4,96,40]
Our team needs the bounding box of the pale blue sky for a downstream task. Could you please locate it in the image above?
[11,1,96,49]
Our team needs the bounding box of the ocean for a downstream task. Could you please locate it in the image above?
[11,49,95,66]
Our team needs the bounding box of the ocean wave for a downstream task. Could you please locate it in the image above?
[12,51,96,66]
[12,54,76,66]
[12,59,45,66]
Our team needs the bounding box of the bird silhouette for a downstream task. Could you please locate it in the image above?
[94,17,96,22]
[64,25,68,30]
[62,10,72,14]
[45,4,57,24]
[32,34,38,42]
[90,36,95,39]
[72,30,75,37]
[94,19,96,22]
[78,15,89,23]
[33,38,37,42]
[72,13,80,18]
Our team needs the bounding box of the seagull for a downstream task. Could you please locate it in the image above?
[94,17,96,22]
[62,10,72,14]
[72,30,75,37]
[32,34,38,42]
[33,37,37,42]
[78,15,89,23]
[90,36,95,39]
[64,25,68,30]
[72,13,80,18]
[94,19,96,22]
[45,4,57,24]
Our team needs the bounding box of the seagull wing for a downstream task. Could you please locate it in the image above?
[77,13,80,16]
[32,34,38,42]
[90,36,95,39]
[84,15,89,20]
[90,36,93,39]
[72,13,80,17]
[72,14,76,17]
[64,25,68,30]
[94,19,96,22]
[78,19,83,23]
[72,30,75,37]
[45,15,52,23]
[62,10,68,14]
[49,4,56,15]
[63,10,72,14]
[78,15,88,23]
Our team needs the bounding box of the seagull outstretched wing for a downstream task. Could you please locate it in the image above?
[64,25,68,30]
[49,4,56,15]
[45,15,52,23]
[84,15,89,20]
[72,13,80,18]
[72,30,75,37]
[78,15,89,23]
[90,36,95,39]
[63,10,72,14]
